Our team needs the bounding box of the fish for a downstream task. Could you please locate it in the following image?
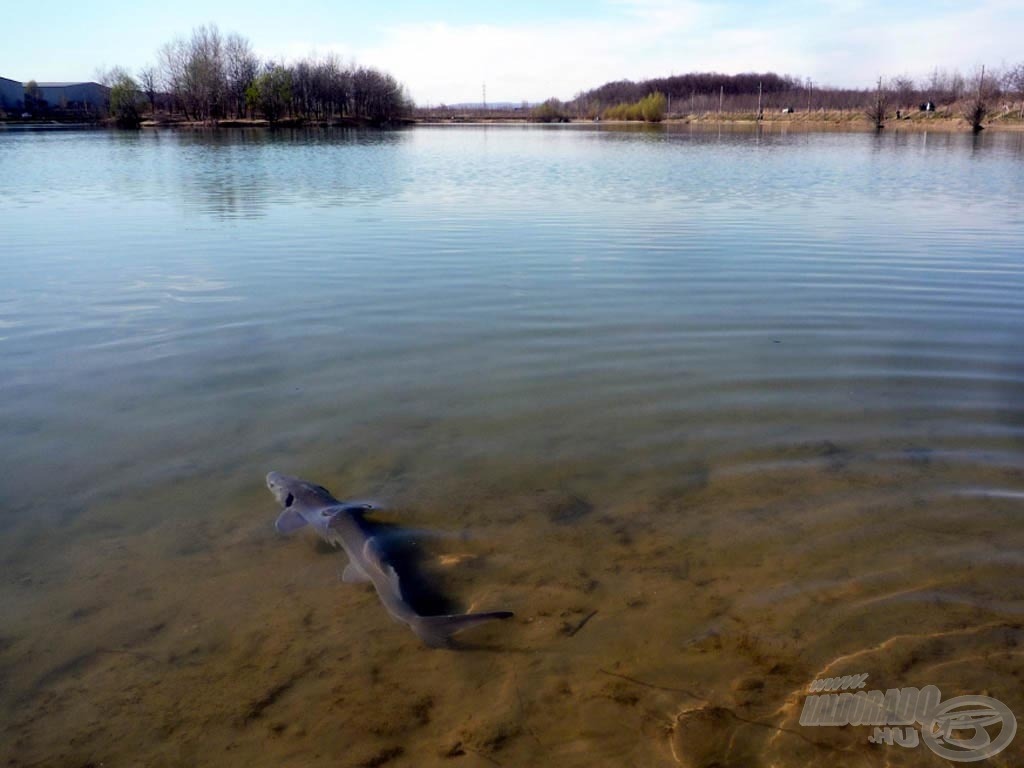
[266,471,513,647]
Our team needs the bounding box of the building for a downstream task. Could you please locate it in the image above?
[32,81,110,111]
[0,76,23,111]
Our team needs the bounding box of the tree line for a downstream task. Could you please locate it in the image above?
[562,66,1024,119]
[102,25,413,126]
[578,72,797,107]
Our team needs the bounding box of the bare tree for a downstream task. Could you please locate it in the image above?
[962,66,991,133]
[1004,63,1024,119]
[925,67,962,105]
[890,75,916,113]
[95,65,131,88]
[866,77,888,129]
[224,33,259,118]
[158,38,190,117]
[186,25,226,121]
[138,66,158,116]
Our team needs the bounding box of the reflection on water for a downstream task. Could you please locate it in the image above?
[0,125,1023,767]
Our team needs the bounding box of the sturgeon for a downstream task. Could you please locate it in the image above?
[266,471,513,647]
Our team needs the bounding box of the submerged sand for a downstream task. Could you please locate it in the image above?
[1,443,1022,768]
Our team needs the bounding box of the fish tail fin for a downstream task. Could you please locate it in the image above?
[411,611,514,648]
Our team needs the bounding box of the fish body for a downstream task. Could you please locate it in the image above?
[266,471,513,646]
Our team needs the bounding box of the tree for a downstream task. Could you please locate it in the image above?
[186,25,226,121]
[156,25,228,121]
[247,65,292,123]
[24,79,41,112]
[1004,63,1024,119]
[890,75,916,110]
[138,66,158,115]
[532,98,568,122]
[349,66,409,122]
[866,77,888,130]
[950,71,966,102]
[109,73,143,128]
[224,33,259,118]
[148,26,412,123]
[926,67,950,103]
[962,66,991,133]
[158,38,188,117]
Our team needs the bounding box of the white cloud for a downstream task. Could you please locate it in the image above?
[803,1,1022,87]
[272,0,1024,105]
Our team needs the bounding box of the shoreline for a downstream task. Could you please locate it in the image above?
[3,114,1022,133]
[417,112,1024,132]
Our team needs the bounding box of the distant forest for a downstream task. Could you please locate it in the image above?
[422,65,1024,123]
[580,72,796,105]
[567,66,1024,117]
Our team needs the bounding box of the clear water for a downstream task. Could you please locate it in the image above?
[1,125,1023,767]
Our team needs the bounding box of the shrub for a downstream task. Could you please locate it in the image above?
[640,92,667,122]
[532,98,569,123]
[603,91,666,122]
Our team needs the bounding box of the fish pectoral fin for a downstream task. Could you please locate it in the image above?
[275,509,308,534]
[341,563,371,584]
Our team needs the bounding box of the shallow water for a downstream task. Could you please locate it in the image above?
[1,124,1023,767]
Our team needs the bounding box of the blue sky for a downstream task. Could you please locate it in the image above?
[2,0,1021,103]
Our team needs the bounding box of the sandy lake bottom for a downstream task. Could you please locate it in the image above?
[1,125,1023,767]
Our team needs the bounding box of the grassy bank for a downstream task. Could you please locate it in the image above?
[675,108,1024,131]
[416,107,1024,132]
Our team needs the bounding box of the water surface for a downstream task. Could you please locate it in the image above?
[1,125,1023,767]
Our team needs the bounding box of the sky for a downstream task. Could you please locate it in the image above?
[1,0,1022,104]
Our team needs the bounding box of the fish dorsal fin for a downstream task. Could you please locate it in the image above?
[275,508,308,534]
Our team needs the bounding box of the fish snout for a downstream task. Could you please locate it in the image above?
[265,472,294,508]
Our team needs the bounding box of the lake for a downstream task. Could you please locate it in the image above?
[1,124,1023,767]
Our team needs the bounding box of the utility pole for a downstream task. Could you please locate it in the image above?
[482,82,487,112]
[807,78,812,113]
[757,81,762,120]
[719,85,723,118]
